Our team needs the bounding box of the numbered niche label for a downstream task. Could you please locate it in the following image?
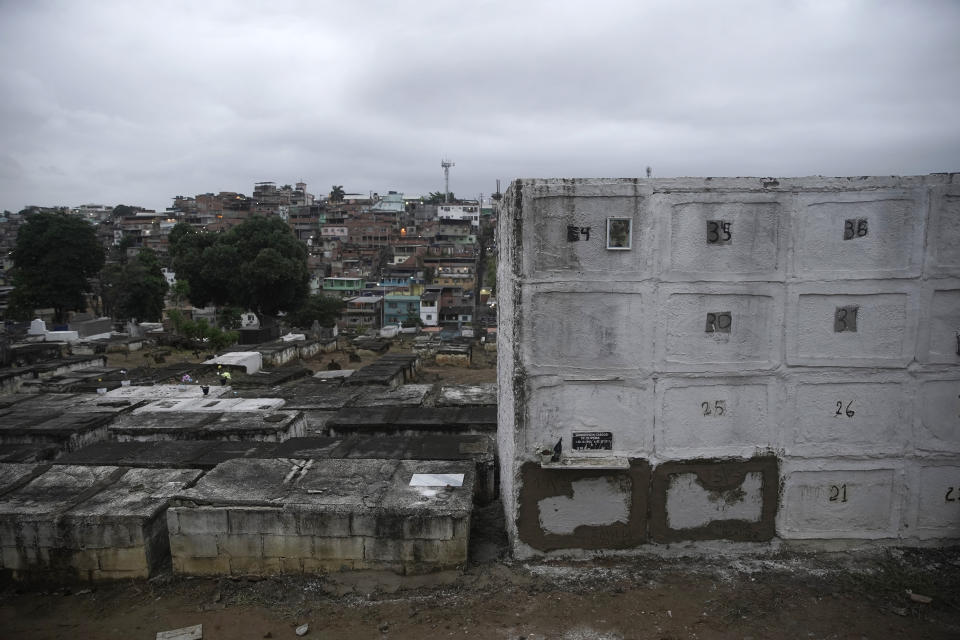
[843,218,869,241]
[828,483,848,503]
[705,311,732,333]
[946,486,960,503]
[834,400,855,418]
[567,225,591,242]
[701,400,727,416]
[706,219,732,245]
[834,305,859,332]
[606,217,632,250]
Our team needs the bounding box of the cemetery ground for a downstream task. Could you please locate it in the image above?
[13,339,953,637]
[2,524,958,639]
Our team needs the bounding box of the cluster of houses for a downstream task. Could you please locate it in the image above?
[1,182,497,333]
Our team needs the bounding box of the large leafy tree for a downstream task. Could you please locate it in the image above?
[101,248,169,322]
[329,185,345,203]
[7,212,105,323]
[286,294,345,329]
[169,216,309,325]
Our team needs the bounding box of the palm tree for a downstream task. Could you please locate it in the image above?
[329,185,345,203]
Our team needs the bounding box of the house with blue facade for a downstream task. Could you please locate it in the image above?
[383,295,421,326]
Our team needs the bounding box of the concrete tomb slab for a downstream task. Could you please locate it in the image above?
[228,367,313,389]
[168,457,473,576]
[0,463,45,496]
[0,410,116,453]
[243,383,360,411]
[105,384,231,400]
[0,443,61,464]
[0,464,201,580]
[55,440,274,469]
[345,354,420,387]
[204,351,262,374]
[327,406,496,437]
[351,384,433,407]
[110,410,306,443]
[437,383,498,407]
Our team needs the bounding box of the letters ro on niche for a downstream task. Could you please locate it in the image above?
[705,311,732,333]
[567,225,591,242]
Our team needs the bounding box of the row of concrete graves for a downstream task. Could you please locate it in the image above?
[0,456,476,580]
[167,458,473,576]
[0,360,498,582]
[0,463,202,581]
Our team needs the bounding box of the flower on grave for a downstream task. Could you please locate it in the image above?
[181,374,193,383]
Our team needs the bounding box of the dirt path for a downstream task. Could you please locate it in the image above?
[3,549,959,639]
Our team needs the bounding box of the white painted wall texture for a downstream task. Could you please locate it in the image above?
[498,175,960,556]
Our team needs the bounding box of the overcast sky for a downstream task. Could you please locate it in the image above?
[1,0,958,212]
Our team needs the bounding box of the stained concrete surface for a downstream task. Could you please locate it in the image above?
[517,460,650,552]
[0,464,201,580]
[327,406,497,437]
[437,383,498,406]
[168,458,474,575]
[55,435,497,504]
[109,410,307,442]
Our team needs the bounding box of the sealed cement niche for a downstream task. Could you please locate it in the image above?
[649,456,778,543]
[538,476,630,535]
[516,460,650,551]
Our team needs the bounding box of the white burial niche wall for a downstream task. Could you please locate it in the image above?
[497,175,960,557]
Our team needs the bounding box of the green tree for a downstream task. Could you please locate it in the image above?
[286,294,345,329]
[112,204,136,218]
[329,185,345,203]
[7,212,105,323]
[170,279,191,309]
[425,191,454,205]
[169,216,309,325]
[217,306,243,330]
[484,255,497,292]
[167,309,238,352]
[168,223,217,306]
[404,309,423,327]
[101,248,169,322]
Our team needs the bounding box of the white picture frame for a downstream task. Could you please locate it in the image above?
[606,217,632,250]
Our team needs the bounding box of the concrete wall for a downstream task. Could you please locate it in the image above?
[498,175,960,556]
[0,464,201,581]
[168,458,474,576]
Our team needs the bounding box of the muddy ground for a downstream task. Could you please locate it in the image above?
[2,502,959,639]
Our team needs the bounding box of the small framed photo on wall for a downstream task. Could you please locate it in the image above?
[606,217,632,250]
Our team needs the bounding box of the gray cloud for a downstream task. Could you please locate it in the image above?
[0,0,958,211]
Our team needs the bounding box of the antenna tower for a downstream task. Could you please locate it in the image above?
[441,158,455,203]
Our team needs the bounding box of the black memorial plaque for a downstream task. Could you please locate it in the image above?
[572,431,613,450]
